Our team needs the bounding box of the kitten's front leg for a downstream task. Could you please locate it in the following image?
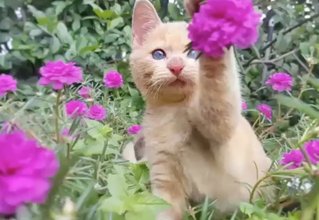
[189,49,242,144]
[149,150,187,220]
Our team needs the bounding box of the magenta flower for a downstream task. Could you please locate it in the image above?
[0,131,59,215]
[241,101,248,111]
[61,128,77,142]
[0,74,17,97]
[281,149,304,169]
[304,140,319,165]
[188,0,261,57]
[86,104,107,121]
[127,124,142,135]
[65,100,88,118]
[266,72,293,92]
[103,70,124,89]
[61,128,71,137]
[78,86,92,98]
[256,104,272,120]
[39,60,83,90]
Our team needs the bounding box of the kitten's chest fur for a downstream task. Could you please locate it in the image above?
[143,106,253,211]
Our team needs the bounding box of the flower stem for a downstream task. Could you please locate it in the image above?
[115,89,120,100]
[55,90,62,144]
[249,173,272,203]
[67,143,71,160]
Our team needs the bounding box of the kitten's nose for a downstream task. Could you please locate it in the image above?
[169,65,184,76]
[167,58,184,76]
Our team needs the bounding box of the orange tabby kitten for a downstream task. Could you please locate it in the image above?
[124,0,273,219]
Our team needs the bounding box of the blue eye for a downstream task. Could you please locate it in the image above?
[152,49,166,60]
[187,49,199,59]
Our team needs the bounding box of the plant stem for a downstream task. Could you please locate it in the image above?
[95,141,108,180]
[249,169,305,203]
[249,173,272,203]
[55,90,62,144]
[67,143,71,160]
[115,89,120,100]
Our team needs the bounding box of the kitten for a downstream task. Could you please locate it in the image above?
[123,0,273,219]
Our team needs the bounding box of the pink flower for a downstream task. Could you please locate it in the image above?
[0,131,59,215]
[0,74,17,97]
[61,128,77,142]
[65,100,88,118]
[280,149,304,169]
[241,101,248,111]
[266,72,293,92]
[304,140,319,165]
[86,104,107,121]
[39,60,83,90]
[127,124,142,135]
[256,104,272,120]
[103,70,124,89]
[61,128,71,137]
[188,0,261,57]
[78,86,92,98]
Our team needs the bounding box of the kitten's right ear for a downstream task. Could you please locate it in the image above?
[132,0,161,47]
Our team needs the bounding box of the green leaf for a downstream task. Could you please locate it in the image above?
[303,75,319,90]
[29,29,42,37]
[0,17,11,30]
[112,3,122,15]
[93,9,117,20]
[100,124,113,138]
[0,55,12,70]
[125,192,169,220]
[107,173,129,198]
[0,32,10,43]
[56,22,73,44]
[27,5,46,18]
[275,95,319,120]
[168,3,179,20]
[86,119,105,138]
[73,136,105,156]
[108,134,123,147]
[79,45,100,56]
[100,197,126,215]
[75,182,99,210]
[72,16,81,31]
[240,203,254,217]
[109,17,124,30]
[51,37,60,53]
[52,1,71,16]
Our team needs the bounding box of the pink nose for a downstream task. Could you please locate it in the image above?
[168,65,184,76]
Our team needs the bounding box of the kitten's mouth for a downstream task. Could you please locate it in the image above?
[169,79,186,87]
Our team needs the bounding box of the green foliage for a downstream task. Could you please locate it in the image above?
[100,168,169,220]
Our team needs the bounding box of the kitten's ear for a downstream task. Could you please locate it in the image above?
[132,0,161,47]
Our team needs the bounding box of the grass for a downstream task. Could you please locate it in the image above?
[1,74,319,220]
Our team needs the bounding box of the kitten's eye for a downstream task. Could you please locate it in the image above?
[152,49,166,60]
[187,49,199,59]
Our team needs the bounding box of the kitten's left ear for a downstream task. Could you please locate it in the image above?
[132,0,162,47]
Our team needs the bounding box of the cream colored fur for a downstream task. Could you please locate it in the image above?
[122,0,273,219]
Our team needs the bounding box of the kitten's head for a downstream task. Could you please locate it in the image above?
[130,0,199,104]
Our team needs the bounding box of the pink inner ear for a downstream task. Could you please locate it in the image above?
[132,1,161,46]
